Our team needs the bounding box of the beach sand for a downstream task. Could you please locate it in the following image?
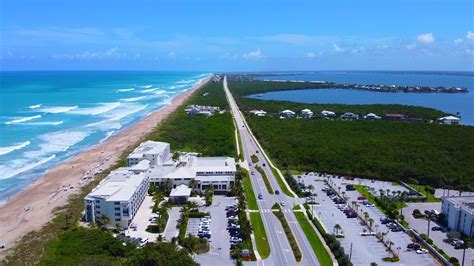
[0,78,209,253]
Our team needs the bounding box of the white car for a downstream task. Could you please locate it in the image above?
[416,248,428,254]
[280,201,286,206]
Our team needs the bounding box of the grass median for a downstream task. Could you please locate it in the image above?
[294,211,333,266]
[249,212,270,259]
[256,166,274,194]
[270,166,294,197]
[272,204,302,262]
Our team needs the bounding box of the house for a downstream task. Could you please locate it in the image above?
[384,114,407,121]
[363,113,381,120]
[441,196,474,236]
[185,105,221,116]
[169,184,192,203]
[340,112,359,121]
[301,109,313,119]
[84,168,150,228]
[280,110,295,119]
[439,116,460,125]
[249,109,267,117]
[321,110,336,118]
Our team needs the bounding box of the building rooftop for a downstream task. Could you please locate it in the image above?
[188,156,236,172]
[128,141,169,159]
[443,196,474,214]
[86,168,147,202]
[170,184,192,197]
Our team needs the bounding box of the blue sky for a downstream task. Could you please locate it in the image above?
[1,0,473,71]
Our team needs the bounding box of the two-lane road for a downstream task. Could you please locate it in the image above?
[224,76,320,266]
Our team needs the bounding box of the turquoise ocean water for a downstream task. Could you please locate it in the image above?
[0,71,211,203]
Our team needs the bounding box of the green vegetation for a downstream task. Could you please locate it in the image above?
[180,235,210,254]
[241,168,258,210]
[272,204,302,262]
[249,212,270,259]
[410,184,441,202]
[204,186,214,206]
[294,211,333,266]
[270,165,293,197]
[251,154,259,163]
[38,227,196,265]
[149,80,236,157]
[235,123,245,161]
[383,256,400,262]
[188,212,210,218]
[355,185,407,220]
[227,77,474,191]
[412,209,424,219]
[293,204,301,210]
[256,166,274,194]
[231,167,257,262]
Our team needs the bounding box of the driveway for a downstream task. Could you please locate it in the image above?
[163,207,181,242]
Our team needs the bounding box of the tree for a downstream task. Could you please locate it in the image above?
[307,184,314,195]
[163,179,173,196]
[368,218,374,230]
[447,231,461,242]
[189,179,198,191]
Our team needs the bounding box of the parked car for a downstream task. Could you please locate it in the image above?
[275,190,280,195]
[431,226,442,231]
[357,196,367,201]
[407,243,421,250]
[280,201,286,206]
[416,248,428,254]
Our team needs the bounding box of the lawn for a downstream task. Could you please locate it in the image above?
[410,184,441,202]
[242,169,258,210]
[270,166,294,197]
[294,211,333,266]
[249,212,270,259]
[251,154,259,163]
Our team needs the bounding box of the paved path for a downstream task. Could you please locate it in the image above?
[224,76,320,266]
[163,207,181,242]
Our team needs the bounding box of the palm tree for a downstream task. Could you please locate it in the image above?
[334,224,342,235]
[368,218,374,230]
[399,191,407,217]
[188,201,198,211]
[189,179,198,191]
[364,212,370,225]
[163,179,173,195]
[307,184,314,195]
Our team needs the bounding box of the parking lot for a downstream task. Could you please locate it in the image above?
[301,174,440,265]
[194,195,237,266]
[125,196,159,243]
[405,202,474,263]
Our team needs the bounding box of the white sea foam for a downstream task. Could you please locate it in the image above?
[176,79,196,84]
[69,102,121,115]
[5,115,42,124]
[0,155,56,180]
[153,90,167,95]
[40,106,78,114]
[104,104,149,121]
[29,104,42,109]
[0,141,31,156]
[100,131,115,143]
[140,85,153,88]
[121,96,148,102]
[140,88,161,93]
[117,88,135,92]
[23,121,64,126]
[24,130,91,158]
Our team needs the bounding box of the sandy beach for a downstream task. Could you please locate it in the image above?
[0,78,209,253]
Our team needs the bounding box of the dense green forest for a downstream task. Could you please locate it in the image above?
[148,80,236,157]
[227,76,474,191]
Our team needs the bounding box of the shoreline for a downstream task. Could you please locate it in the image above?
[0,77,210,253]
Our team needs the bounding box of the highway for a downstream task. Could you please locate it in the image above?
[223,76,321,266]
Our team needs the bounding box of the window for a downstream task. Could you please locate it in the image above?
[115,207,120,211]
[115,213,121,216]
[114,202,120,205]
[115,218,121,222]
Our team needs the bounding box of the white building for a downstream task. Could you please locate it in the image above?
[441,196,474,236]
[84,168,150,228]
[439,116,460,125]
[301,109,313,118]
[280,110,295,119]
[148,155,236,193]
[321,110,336,118]
[170,184,192,203]
[363,113,381,120]
[127,141,171,167]
[249,109,267,117]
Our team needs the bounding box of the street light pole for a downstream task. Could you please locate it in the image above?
[349,242,353,262]
[427,216,431,239]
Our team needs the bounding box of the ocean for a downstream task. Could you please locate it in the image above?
[0,71,211,203]
[252,71,474,125]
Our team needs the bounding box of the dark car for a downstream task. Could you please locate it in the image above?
[275,190,280,195]
[346,212,357,218]
[391,226,403,232]
[380,218,393,224]
[431,226,442,231]
[256,150,259,153]
[262,163,266,167]
[258,194,263,199]
[407,243,421,250]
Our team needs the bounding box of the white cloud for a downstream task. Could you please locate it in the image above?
[243,49,264,60]
[168,51,176,59]
[53,47,124,60]
[406,43,417,49]
[417,33,434,44]
[454,38,464,44]
[333,44,345,53]
[466,31,474,41]
[305,52,322,59]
